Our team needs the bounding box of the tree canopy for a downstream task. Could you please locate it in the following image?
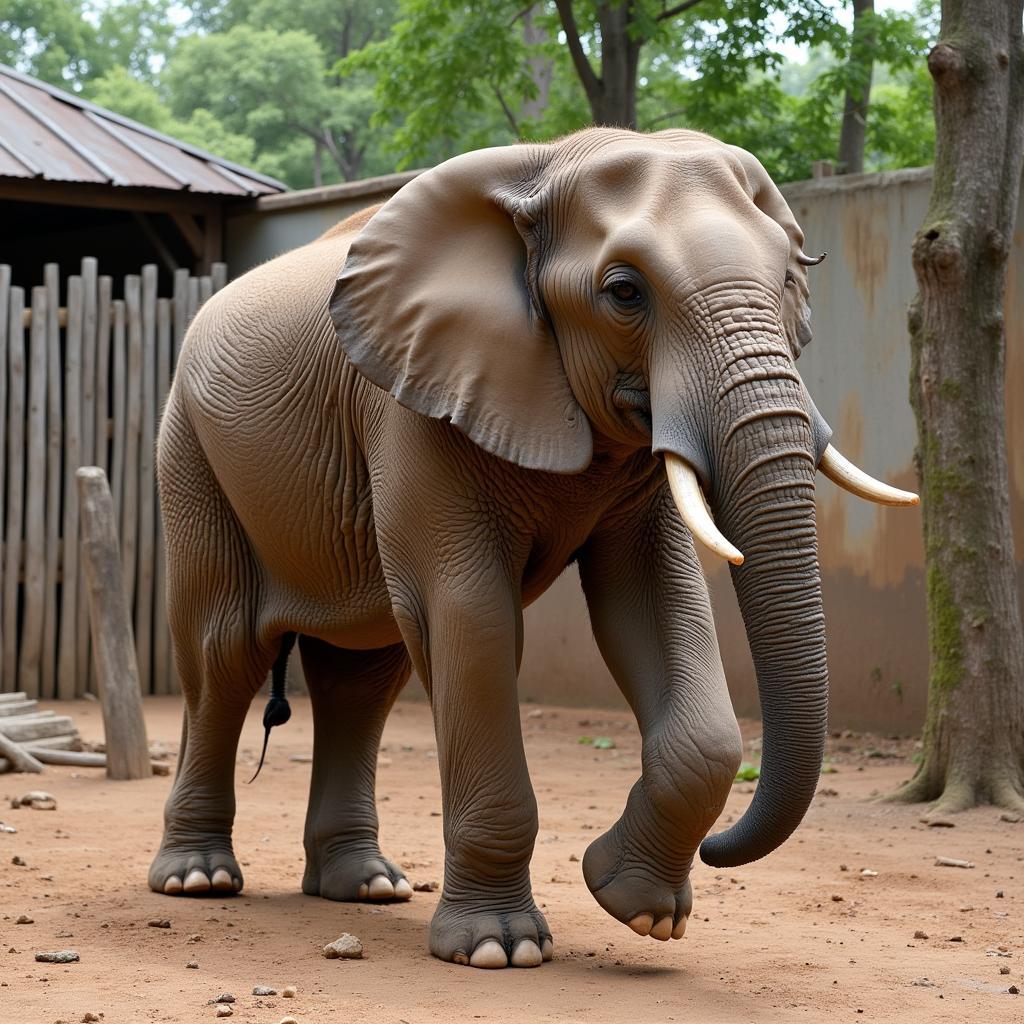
[1,0,938,187]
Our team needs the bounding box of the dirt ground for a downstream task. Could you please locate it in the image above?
[1,696,1021,1024]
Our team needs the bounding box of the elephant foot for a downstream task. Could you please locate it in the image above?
[429,894,552,969]
[302,839,413,902]
[582,819,692,941]
[149,841,243,896]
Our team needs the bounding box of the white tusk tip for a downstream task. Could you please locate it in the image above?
[819,444,919,507]
[664,453,744,565]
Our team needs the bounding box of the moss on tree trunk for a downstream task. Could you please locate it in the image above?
[892,1,1024,814]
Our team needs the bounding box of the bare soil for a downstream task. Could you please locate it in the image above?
[2,697,1021,1023]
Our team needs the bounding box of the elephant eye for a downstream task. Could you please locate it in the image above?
[608,280,642,306]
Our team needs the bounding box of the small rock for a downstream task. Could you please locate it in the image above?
[19,791,55,807]
[959,905,974,912]
[289,753,313,763]
[412,881,437,892]
[839,864,848,872]
[15,914,33,924]
[914,930,929,940]
[947,935,963,943]
[252,986,277,996]
[912,978,937,988]
[278,1018,299,1024]
[860,869,878,877]
[996,890,1005,898]
[282,985,297,998]
[35,951,79,963]
[526,708,544,718]
[569,854,579,862]
[923,817,956,828]
[935,857,974,869]
[0,821,16,833]
[187,934,202,943]
[831,894,844,902]
[185,961,199,969]
[323,933,363,959]
[81,1014,100,1023]
[1001,967,1011,976]
[148,918,171,929]
[12,855,25,866]
[377,756,392,767]
[215,1007,233,1018]
[1010,985,1020,995]
[213,994,235,1004]
[151,762,171,777]
[1000,813,1021,824]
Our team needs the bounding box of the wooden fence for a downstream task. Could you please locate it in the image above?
[0,259,227,698]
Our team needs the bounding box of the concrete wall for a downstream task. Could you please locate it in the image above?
[226,166,1024,733]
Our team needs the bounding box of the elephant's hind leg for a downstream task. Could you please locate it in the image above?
[299,637,413,902]
[149,404,278,897]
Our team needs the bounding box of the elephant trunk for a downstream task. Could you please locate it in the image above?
[697,351,829,868]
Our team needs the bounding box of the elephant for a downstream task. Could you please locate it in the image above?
[149,127,917,969]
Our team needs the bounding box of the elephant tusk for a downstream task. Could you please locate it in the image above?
[818,444,920,506]
[797,250,827,266]
[664,454,744,565]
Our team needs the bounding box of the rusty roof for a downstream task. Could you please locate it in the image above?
[0,63,286,198]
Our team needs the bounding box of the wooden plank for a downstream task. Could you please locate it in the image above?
[17,287,47,698]
[134,266,158,693]
[153,299,171,695]
[77,467,150,779]
[76,258,98,696]
[94,277,112,474]
[0,692,26,702]
[41,264,61,699]
[211,262,228,293]
[172,267,189,366]
[56,276,83,700]
[23,747,103,767]
[21,733,82,751]
[186,276,199,325]
[0,732,43,773]
[3,287,25,695]
[0,699,38,716]
[198,275,213,308]
[0,715,76,742]
[110,300,126,526]
[121,276,141,610]
[0,266,9,692]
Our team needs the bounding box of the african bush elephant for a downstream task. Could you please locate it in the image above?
[150,127,916,969]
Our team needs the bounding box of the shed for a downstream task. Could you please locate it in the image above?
[0,63,286,291]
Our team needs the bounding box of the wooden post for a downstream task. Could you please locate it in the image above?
[76,467,150,780]
[0,266,9,692]
[3,287,25,693]
[41,264,61,699]
[135,266,157,693]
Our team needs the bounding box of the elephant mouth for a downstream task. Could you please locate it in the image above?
[611,382,652,437]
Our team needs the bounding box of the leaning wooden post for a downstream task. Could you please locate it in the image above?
[76,467,150,780]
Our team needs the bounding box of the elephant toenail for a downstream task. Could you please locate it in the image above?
[511,940,543,967]
[628,913,654,936]
[453,950,470,966]
[163,875,183,895]
[211,868,234,890]
[183,869,211,893]
[358,883,369,898]
[541,938,554,961]
[671,916,688,940]
[232,877,242,891]
[393,878,413,900]
[367,875,395,899]
[469,940,508,969]
[649,917,673,941]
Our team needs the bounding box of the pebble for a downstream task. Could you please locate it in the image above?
[15,914,33,924]
[148,919,171,929]
[831,894,844,902]
[282,985,297,998]
[215,1006,233,1018]
[1001,967,1011,975]
[323,933,363,959]
[213,993,235,1004]
[35,951,79,963]
[996,890,1005,898]
[923,817,955,828]
[12,855,25,865]
[19,790,56,807]
[914,930,929,940]
[569,854,579,862]
[278,1018,299,1024]
[412,881,437,892]
[186,961,199,969]
[289,754,313,763]
[0,821,16,833]
[935,857,974,869]
[252,986,277,996]
[151,762,171,777]
[81,1014,100,1022]
[1000,813,1021,824]
[1010,985,1020,995]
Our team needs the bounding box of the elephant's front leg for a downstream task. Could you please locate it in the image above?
[579,485,743,941]
[395,572,550,970]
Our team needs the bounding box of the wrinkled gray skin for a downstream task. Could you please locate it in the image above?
[151,128,831,969]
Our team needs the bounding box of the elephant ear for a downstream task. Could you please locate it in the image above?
[730,147,815,361]
[329,145,593,474]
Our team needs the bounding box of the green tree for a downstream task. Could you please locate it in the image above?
[0,0,104,86]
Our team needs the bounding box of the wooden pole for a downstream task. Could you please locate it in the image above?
[41,264,61,699]
[0,266,9,692]
[76,467,150,780]
[3,287,25,693]
[0,731,43,774]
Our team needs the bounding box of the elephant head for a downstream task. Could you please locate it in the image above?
[330,128,917,868]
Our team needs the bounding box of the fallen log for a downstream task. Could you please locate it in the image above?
[0,731,43,773]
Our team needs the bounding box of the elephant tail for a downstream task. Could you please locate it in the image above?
[247,632,297,783]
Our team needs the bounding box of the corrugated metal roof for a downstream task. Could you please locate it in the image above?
[0,63,286,198]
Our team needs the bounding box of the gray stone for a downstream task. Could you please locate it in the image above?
[323,933,363,959]
[35,951,79,963]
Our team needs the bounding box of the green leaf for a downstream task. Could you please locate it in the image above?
[734,762,760,782]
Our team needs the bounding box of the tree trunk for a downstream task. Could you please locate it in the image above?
[895,0,1024,815]
[837,0,875,174]
[595,2,639,127]
[520,5,553,124]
